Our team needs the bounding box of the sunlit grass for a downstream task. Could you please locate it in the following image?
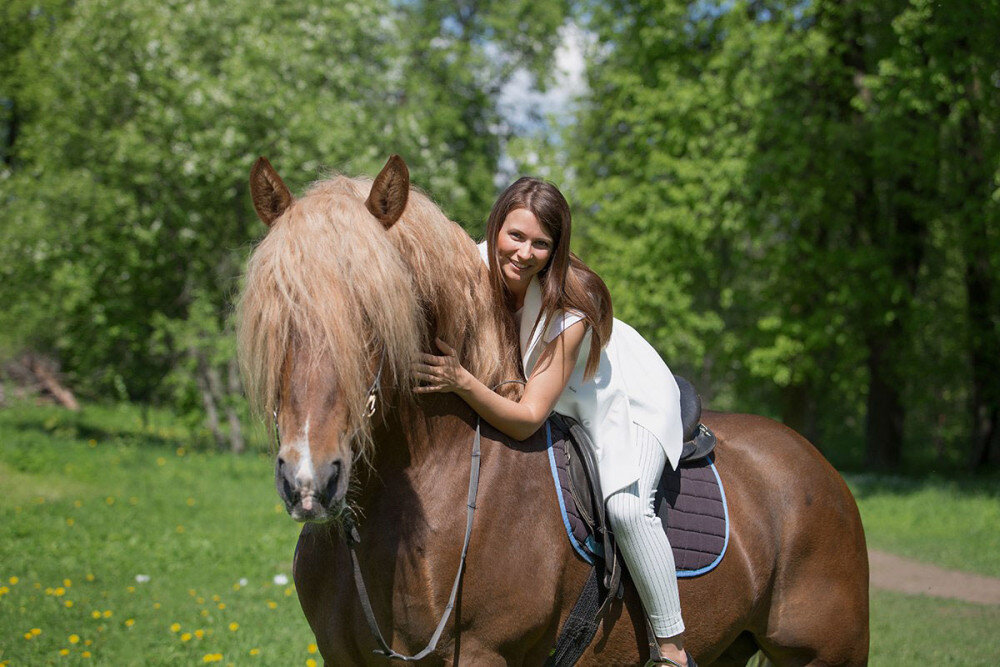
[847,473,1000,578]
[0,403,311,665]
[2,403,999,664]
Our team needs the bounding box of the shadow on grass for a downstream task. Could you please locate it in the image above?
[844,471,1000,501]
[0,401,254,452]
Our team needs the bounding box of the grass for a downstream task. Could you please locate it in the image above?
[869,590,1000,665]
[847,472,1000,578]
[1,402,999,665]
[0,403,313,666]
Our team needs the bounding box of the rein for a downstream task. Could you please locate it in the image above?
[345,419,482,662]
[346,379,520,662]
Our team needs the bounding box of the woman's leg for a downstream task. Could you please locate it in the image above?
[605,425,686,662]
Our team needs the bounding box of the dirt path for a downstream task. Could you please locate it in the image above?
[869,549,1000,605]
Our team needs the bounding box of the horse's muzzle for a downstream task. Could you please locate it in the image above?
[275,456,348,523]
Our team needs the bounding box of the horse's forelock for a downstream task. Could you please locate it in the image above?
[237,172,511,457]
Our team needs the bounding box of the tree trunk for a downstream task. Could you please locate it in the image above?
[954,79,1000,470]
[28,354,80,411]
[864,336,904,469]
[195,356,226,450]
[780,381,817,445]
[225,359,245,454]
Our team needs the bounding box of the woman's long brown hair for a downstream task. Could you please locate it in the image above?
[485,177,613,379]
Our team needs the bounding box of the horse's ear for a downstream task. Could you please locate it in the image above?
[250,157,293,227]
[365,154,409,229]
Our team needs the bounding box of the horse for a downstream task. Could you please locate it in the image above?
[236,155,869,665]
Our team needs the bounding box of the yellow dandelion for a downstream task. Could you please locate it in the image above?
[66,518,75,526]
[181,632,192,642]
[84,639,92,645]
[59,648,70,656]
[187,497,196,506]
[177,447,186,456]
[176,525,185,533]
[92,611,101,619]
[9,576,18,585]
[65,600,74,608]
[153,602,161,609]
[157,457,166,466]
[232,583,240,591]
[306,659,317,667]
[69,634,80,644]
[102,610,112,618]
[74,500,83,507]
[63,578,72,587]
[86,573,95,582]
[0,586,7,595]
[189,589,197,596]
[46,587,55,594]
[125,619,135,628]
[266,600,277,609]
[170,623,181,632]
[194,629,205,639]
[88,439,96,446]
[217,602,226,610]
[200,609,209,617]
[105,497,115,505]
[285,586,295,597]
[31,628,41,636]
[82,651,92,658]
[202,654,223,663]
[211,594,221,602]
[24,632,33,640]
[274,504,283,513]
[197,596,205,604]
[127,586,135,593]
[55,587,66,596]
[228,622,239,632]
[249,648,260,656]
[34,582,42,589]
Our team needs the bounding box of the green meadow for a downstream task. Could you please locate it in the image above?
[1,403,999,665]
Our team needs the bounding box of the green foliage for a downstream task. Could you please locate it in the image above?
[0,0,570,442]
[568,0,1000,468]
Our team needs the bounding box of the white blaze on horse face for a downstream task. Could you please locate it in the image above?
[282,416,318,500]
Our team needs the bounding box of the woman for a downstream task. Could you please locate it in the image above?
[414,177,692,667]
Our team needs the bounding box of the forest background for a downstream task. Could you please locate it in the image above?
[1,0,998,473]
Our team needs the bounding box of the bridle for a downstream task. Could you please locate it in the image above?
[271,342,514,662]
[346,378,523,662]
[271,348,386,444]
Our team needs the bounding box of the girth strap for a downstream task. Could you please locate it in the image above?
[345,419,482,662]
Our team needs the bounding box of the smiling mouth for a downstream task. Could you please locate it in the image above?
[510,260,531,271]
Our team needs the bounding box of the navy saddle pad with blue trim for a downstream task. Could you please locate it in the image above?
[546,422,729,578]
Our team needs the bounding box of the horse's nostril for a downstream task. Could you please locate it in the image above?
[323,461,342,504]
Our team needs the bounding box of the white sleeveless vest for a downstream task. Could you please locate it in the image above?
[478,242,683,499]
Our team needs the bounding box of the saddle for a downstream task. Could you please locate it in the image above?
[547,375,727,592]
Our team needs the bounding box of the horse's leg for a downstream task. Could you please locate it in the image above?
[708,413,870,667]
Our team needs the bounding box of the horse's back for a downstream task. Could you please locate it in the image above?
[699,410,869,665]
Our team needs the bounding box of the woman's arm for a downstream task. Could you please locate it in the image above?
[414,321,587,441]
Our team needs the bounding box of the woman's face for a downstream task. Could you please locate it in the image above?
[496,207,553,298]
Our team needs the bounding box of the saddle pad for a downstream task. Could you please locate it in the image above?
[546,422,729,578]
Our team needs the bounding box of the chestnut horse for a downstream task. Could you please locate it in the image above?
[236,155,869,665]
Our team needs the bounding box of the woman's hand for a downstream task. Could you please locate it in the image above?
[413,338,469,394]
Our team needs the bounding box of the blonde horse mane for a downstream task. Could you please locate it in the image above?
[236,173,509,456]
